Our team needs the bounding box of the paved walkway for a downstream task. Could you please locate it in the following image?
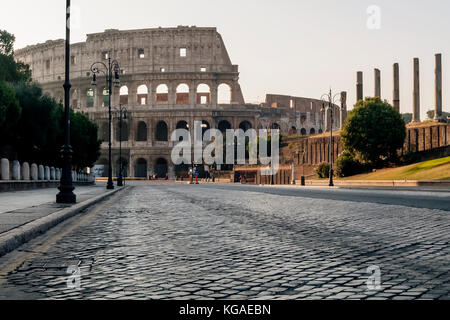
[0,184,106,235]
[0,182,448,300]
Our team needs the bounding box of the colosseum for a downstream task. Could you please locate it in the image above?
[15,26,343,178]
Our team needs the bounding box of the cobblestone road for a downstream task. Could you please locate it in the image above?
[0,182,449,300]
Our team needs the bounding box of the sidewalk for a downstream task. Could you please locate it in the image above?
[0,183,124,257]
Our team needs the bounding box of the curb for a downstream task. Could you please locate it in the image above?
[0,186,127,258]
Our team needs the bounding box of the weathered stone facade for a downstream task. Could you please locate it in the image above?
[15,26,340,178]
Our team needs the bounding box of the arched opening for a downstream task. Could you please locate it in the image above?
[218,120,232,133]
[197,84,210,105]
[218,83,231,104]
[154,158,168,178]
[137,85,148,105]
[99,122,109,142]
[120,86,129,105]
[319,129,323,134]
[289,127,297,135]
[310,128,316,135]
[156,84,169,103]
[155,121,168,141]
[176,83,189,105]
[96,158,108,177]
[176,121,189,141]
[71,89,78,109]
[135,158,147,178]
[136,121,147,141]
[202,120,211,140]
[87,89,94,108]
[301,128,307,135]
[239,121,252,132]
[102,87,109,107]
[115,120,129,142]
[115,158,129,178]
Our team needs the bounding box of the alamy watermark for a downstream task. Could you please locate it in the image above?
[366,265,382,290]
[66,265,81,289]
[367,5,381,30]
[171,121,280,175]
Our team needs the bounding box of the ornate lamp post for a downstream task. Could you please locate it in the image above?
[56,0,76,204]
[115,105,127,187]
[321,89,341,187]
[90,56,121,190]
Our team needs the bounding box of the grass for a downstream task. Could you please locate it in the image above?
[343,156,450,181]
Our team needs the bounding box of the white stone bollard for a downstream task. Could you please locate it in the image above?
[44,166,50,180]
[1,158,10,180]
[22,162,30,180]
[50,167,55,180]
[72,171,76,181]
[12,160,20,180]
[55,168,60,180]
[38,165,45,180]
[31,164,38,181]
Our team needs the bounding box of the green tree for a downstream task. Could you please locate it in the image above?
[0,30,31,83]
[426,109,450,120]
[0,80,21,142]
[69,111,102,169]
[341,97,406,166]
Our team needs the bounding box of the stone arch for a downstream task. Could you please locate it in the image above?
[310,128,316,135]
[176,120,189,141]
[272,123,281,130]
[218,120,232,133]
[239,121,253,131]
[115,157,129,178]
[115,120,129,141]
[102,87,109,107]
[155,121,168,141]
[137,84,148,105]
[176,83,190,105]
[135,158,148,178]
[97,158,109,177]
[218,83,232,104]
[202,120,211,140]
[197,83,210,105]
[319,129,323,134]
[301,128,307,135]
[99,121,109,142]
[87,88,94,108]
[154,158,168,178]
[120,85,129,105]
[156,84,169,103]
[136,121,147,141]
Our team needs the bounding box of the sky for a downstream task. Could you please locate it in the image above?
[2,0,449,119]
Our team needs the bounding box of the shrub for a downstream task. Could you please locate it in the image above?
[335,151,368,177]
[316,162,330,179]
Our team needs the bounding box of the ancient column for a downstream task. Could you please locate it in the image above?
[356,71,363,102]
[374,68,381,98]
[412,58,421,123]
[434,53,443,121]
[393,63,400,113]
[340,91,347,129]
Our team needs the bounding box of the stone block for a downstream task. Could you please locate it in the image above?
[1,159,9,180]
[12,160,20,180]
[50,167,55,180]
[44,166,50,180]
[31,164,38,181]
[22,162,30,180]
[38,165,45,180]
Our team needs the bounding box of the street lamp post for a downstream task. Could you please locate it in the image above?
[91,56,121,190]
[56,0,76,204]
[321,89,342,187]
[116,106,127,187]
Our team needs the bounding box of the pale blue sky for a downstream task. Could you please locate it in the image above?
[2,0,449,118]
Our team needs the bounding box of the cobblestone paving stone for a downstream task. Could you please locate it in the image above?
[0,183,449,300]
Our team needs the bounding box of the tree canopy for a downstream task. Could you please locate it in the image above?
[341,97,406,166]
